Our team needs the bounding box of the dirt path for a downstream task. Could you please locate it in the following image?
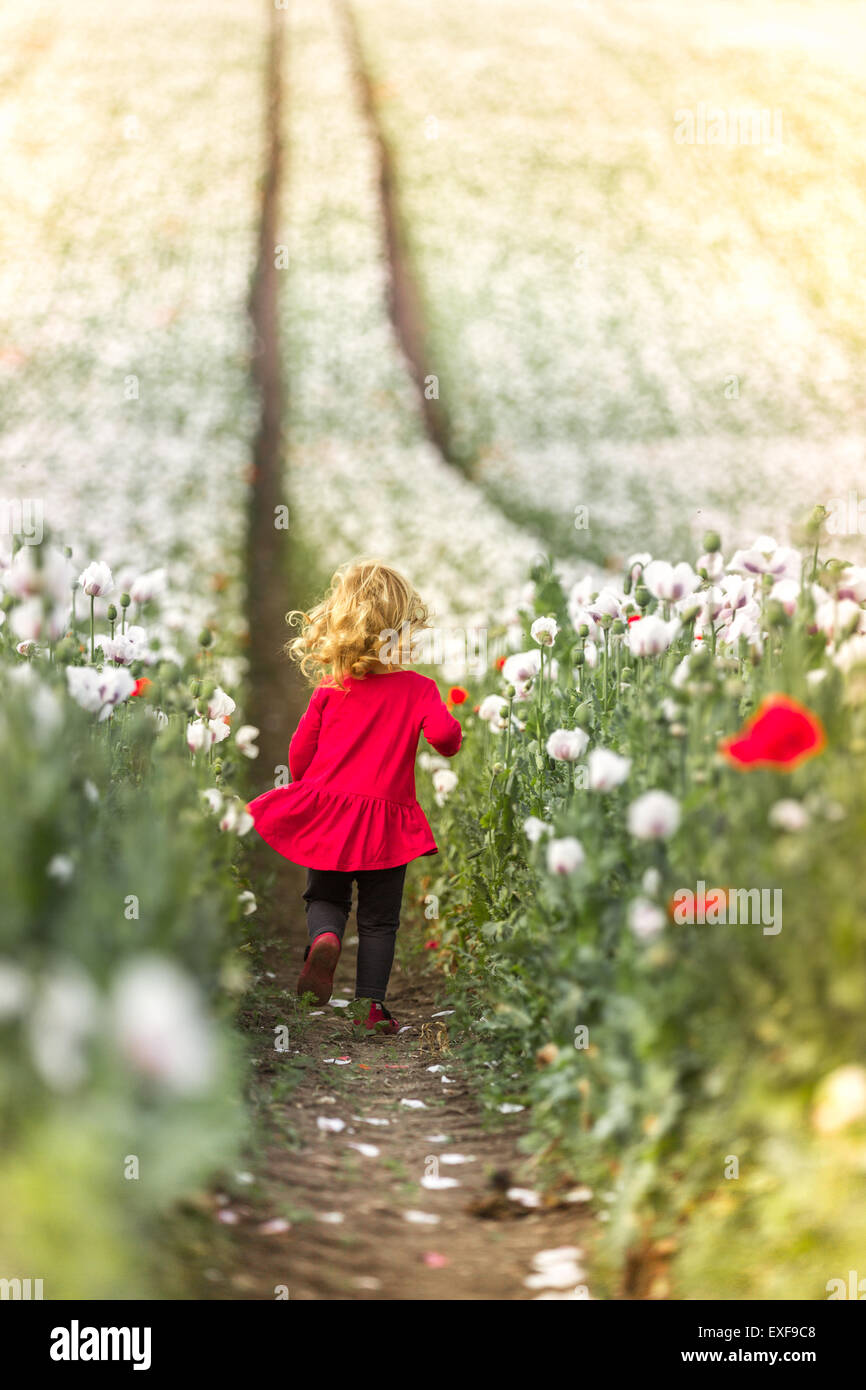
[196,1,594,1303]
[192,853,595,1301]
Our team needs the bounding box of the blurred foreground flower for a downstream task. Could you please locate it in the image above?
[587,747,631,790]
[628,790,681,840]
[546,836,585,875]
[811,1065,866,1135]
[110,956,216,1095]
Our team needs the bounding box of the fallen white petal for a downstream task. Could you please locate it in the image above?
[524,1262,585,1290]
[400,1099,427,1109]
[317,1117,346,1133]
[403,1210,441,1225]
[532,1246,585,1269]
[257,1218,290,1235]
[347,1142,380,1158]
[507,1187,542,1208]
[421,1175,460,1190]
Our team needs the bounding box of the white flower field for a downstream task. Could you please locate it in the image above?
[1,0,865,1304]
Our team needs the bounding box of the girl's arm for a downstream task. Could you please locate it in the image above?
[421,681,462,757]
[289,687,325,781]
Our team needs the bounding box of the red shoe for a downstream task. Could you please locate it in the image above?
[353,1001,399,1035]
[296,932,341,1004]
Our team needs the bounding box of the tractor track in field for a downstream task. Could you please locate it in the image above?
[332,0,462,474]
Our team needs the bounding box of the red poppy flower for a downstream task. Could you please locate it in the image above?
[668,887,728,922]
[627,614,641,624]
[448,686,468,705]
[495,655,507,670]
[424,939,440,951]
[130,677,152,697]
[719,694,826,770]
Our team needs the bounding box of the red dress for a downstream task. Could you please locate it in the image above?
[247,671,462,871]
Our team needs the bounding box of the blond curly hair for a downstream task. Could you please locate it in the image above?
[285,559,431,689]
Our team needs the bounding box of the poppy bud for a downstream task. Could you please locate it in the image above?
[702,530,721,554]
[199,628,213,648]
[120,592,131,608]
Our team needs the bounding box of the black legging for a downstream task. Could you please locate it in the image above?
[302,864,408,1002]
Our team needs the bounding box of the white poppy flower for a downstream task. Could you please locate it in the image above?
[46,854,74,883]
[129,568,167,603]
[728,538,800,581]
[477,693,509,728]
[78,560,114,597]
[628,898,666,940]
[768,799,810,832]
[218,799,254,836]
[627,615,680,657]
[0,961,29,1019]
[186,718,215,753]
[10,597,67,643]
[67,665,136,720]
[432,768,458,796]
[837,566,866,603]
[206,686,236,720]
[545,728,588,762]
[110,956,216,1095]
[234,724,260,758]
[627,790,680,840]
[523,816,552,843]
[502,649,541,686]
[643,561,699,602]
[530,615,559,647]
[28,963,99,1091]
[546,836,585,875]
[587,748,631,790]
[812,1065,866,1135]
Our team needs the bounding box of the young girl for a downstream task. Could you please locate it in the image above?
[247,560,462,1034]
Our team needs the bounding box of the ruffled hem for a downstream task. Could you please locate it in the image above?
[246,780,439,872]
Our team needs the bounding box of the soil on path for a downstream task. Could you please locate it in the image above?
[188,852,595,1302]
